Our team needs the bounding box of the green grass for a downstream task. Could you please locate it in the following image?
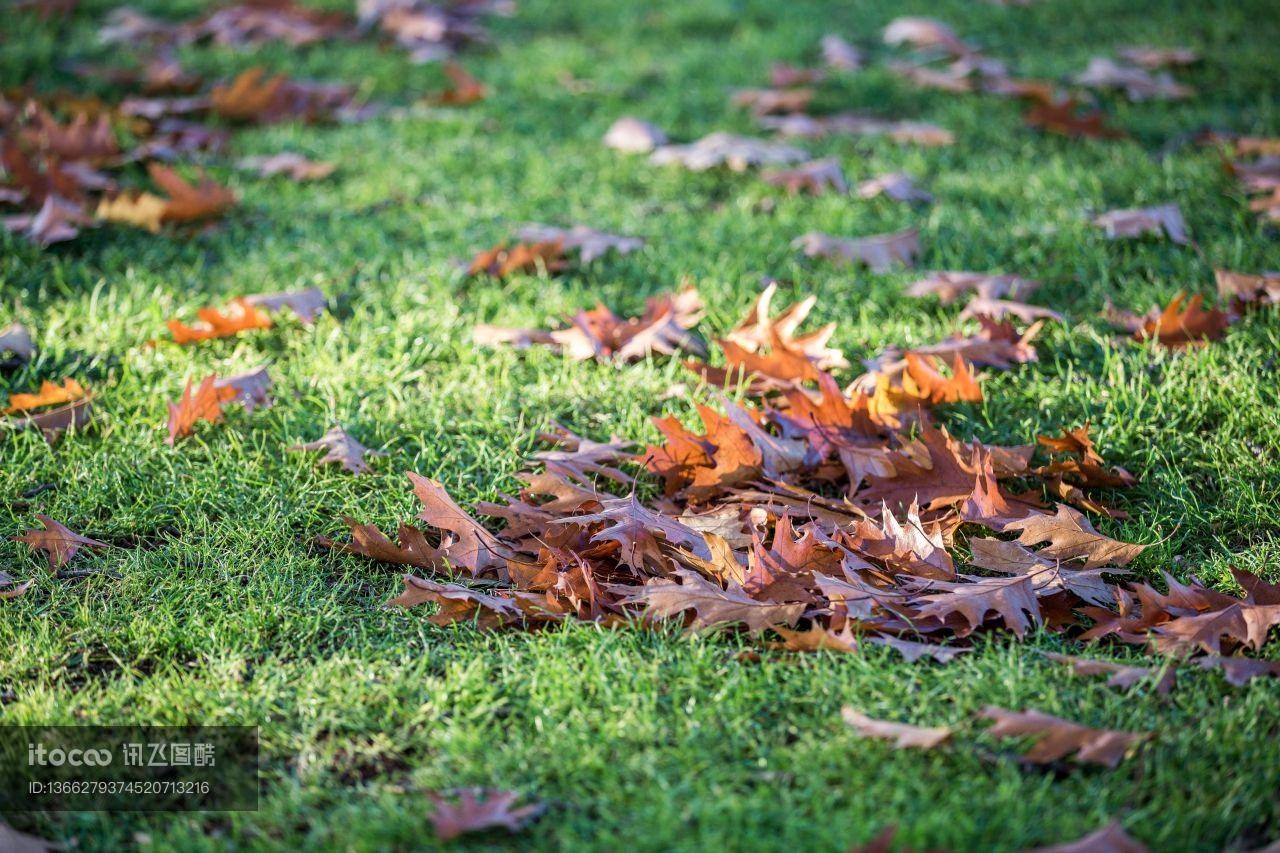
[3,0,1280,849]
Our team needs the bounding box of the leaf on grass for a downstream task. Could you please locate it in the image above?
[1117,47,1198,68]
[1073,57,1192,102]
[8,397,93,442]
[906,271,1038,304]
[1092,204,1188,245]
[467,240,568,277]
[424,62,488,105]
[651,132,808,172]
[16,514,108,569]
[770,624,858,653]
[882,17,972,56]
[166,298,273,344]
[1025,99,1124,139]
[1043,652,1175,695]
[821,34,863,70]
[1216,269,1280,314]
[214,368,273,412]
[1030,821,1148,853]
[410,473,509,575]
[842,707,952,749]
[244,288,328,323]
[762,113,954,147]
[291,425,383,475]
[978,706,1145,767]
[0,323,35,367]
[731,87,814,117]
[1194,655,1280,687]
[856,172,933,204]
[1004,504,1146,569]
[1131,291,1229,348]
[514,224,644,264]
[98,164,236,231]
[0,571,34,600]
[603,117,667,153]
[237,152,336,181]
[429,789,545,841]
[4,379,89,414]
[165,374,237,445]
[912,574,1043,638]
[869,634,970,663]
[623,568,804,632]
[793,227,919,272]
[959,298,1063,324]
[763,158,849,195]
[390,576,524,629]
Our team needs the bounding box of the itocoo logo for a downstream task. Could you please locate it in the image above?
[27,743,112,766]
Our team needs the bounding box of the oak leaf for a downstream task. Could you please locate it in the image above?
[793,227,919,272]
[868,634,970,663]
[763,158,849,195]
[1194,655,1280,687]
[1131,291,1229,348]
[514,224,643,264]
[1093,204,1188,244]
[1030,821,1148,853]
[1025,99,1124,139]
[16,514,108,569]
[650,132,808,172]
[842,707,952,748]
[409,473,509,576]
[624,569,805,632]
[4,378,88,414]
[978,706,1145,766]
[390,576,524,629]
[771,624,858,653]
[468,240,567,277]
[856,172,932,204]
[882,17,972,56]
[237,152,336,181]
[428,789,545,841]
[1074,57,1192,102]
[905,271,1038,304]
[910,574,1042,638]
[165,374,238,445]
[166,298,273,344]
[424,62,488,105]
[731,87,814,117]
[1043,652,1175,695]
[292,425,383,474]
[1004,504,1146,569]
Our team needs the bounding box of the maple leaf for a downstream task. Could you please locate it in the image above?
[1025,99,1124,139]
[165,374,238,445]
[1092,204,1189,245]
[166,298,273,345]
[1029,821,1149,853]
[1132,291,1229,348]
[623,568,805,632]
[16,514,109,569]
[428,789,545,841]
[4,378,88,414]
[603,117,667,153]
[906,271,1039,304]
[237,153,336,182]
[1004,504,1146,569]
[424,61,489,105]
[868,634,970,663]
[842,707,952,748]
[1043,652,1175,695]
[292,425,383,475]
[650,132,808,172]
[792,228,920,272]
[821,34,863,70]
[856,172,933,204]
[1194,655,1280,687]
[763,158,849,195]
[978,706,1146,766]
[514,224,644,264]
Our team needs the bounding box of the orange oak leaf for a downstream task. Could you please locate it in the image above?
[165,374,238,445]
[1132,291,1229,348]
[468,240,568,277]
[4,378,89,414]
[15,514,109,569]
[166,297,273,344]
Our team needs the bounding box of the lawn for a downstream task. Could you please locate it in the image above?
[2,0,1280,849]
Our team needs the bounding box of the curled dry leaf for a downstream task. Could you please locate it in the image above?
[959,298,1063,324]
[390,576,526,629]
[1030,821,1149,853]
[16,514,109,569]
[603,117,667,153]
[1004,504,1147,569]
[868,634,970,663]
[856,172,933,204]
[0,571,35,600]
[978,706,1146,767]
[1194,655,1280,687]
[428,789,545,841]
[237,153,336,182]
[770,623,858,653]
[622,569,805,633]
[8,397,93,442]
[842,707,952,749]
[165,374,238,445]
[1092,204,1188,245]
[291,425,383,475]
[651,132,808,172]
[4,195,90,245]
[514,224,643,264]
[1216,269,1280,314]
[763,158,849,195]
[214,368,272,412]
[1043,652,1176,695]
[793,228,920,272]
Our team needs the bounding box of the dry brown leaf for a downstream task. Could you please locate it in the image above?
[793,227,920,272]
[856,172,933,204]
[0,323,35,367]
[291,425,383,475]
[623,569,805,632]
[165,374,238,445]
[1004,504,1146,569]
[763,158,849,195]
[4,378,89,414]
[244,288,328,323]
[237,152,336,181]
[842,707,953,748]
[1117,47,1198,68]
[731,87,814,117]
[1194,655,1280,687]
[906,271,1038,304]
[514,224,644,264]
[0,571,35,600]
[1030,821,1149,853]
[762,113,954,146]
[603,117,667,153]
[1025,99,1124,139]
[424,61,488,105]
[16,514,109,569]
[166,298,273,344]
[882,17,972,56]
[1092,204,1188,244]
[978,706,1145,766]
[651,132,808,172]
[771,624,858,653]
[1043,652,1175,695]
[1074,57,1193,101]
[1132,291,1229,348]
[214,368,273,412]
[821,34,863,70]
[428,789,545,841]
